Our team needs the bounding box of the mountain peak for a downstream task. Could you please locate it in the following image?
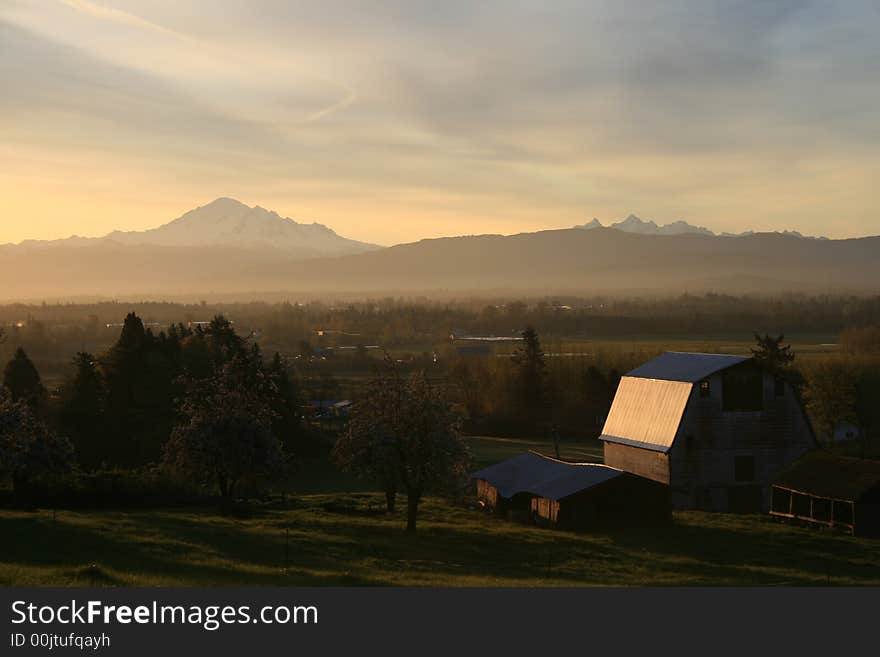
[105,199,381,257]
[575,218,604,230]
[612,214,660,233]
[203,197,248,209]
[578,214,828,239]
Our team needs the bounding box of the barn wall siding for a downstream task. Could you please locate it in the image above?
[668,367,814,511]
[603,442,670,484]
[601,360,814,512]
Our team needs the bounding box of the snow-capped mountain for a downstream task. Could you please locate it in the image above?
[104,198,380,256]
[15,198,381,258]
[576,214,825,239]
[576,214,712,236]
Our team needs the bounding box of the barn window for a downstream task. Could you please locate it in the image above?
[774,376,785,397]
[699,380,711,398]
[734,455,755,482]
[722,366,763,411]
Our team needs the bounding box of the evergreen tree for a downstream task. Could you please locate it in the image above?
[582,365,612,431]
[267,352,305,453]
[752,333,795,372]
[3,347,48,416]
[205,315,245,365]
[57,352,108,469]
[102,313,178,466]
[511,326,549,430]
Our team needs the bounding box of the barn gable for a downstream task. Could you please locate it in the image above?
[600,377,692,452]
[601,351,816,511]
[599,352,749,453]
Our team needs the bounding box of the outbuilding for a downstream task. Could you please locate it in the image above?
[472,452,670,530]
[770,451,880,537]
[599,352,815,512]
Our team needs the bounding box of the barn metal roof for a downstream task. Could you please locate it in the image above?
[599,376,693,452]
[470,452,623,501]
[772,451,880,501]
[626,352,750,383]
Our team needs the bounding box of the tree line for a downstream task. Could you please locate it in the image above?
[0,315,306,508]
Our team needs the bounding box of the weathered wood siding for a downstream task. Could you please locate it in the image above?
[603,442,670,484]
[668,362,814,511]
[530,474,671,531]
[476,479,498,508]
[530,497,560,525]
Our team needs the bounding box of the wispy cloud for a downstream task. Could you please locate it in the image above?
[1,1,879,244]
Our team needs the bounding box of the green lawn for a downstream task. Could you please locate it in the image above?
[2,433,878,587]
[2,498,878,587]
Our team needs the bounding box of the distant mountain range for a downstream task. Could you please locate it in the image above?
[15,198,381,258]
[0,201,877,300]
[575,214,827,240]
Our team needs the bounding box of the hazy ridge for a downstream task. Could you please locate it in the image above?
[1,210,878,300]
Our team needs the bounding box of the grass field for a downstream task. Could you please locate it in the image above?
[2,434,878,587]
[3,499,879,587]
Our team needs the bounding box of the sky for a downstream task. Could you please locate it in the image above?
[1,0,879,246]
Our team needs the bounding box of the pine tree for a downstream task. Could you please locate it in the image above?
[511,326,549,430]
[267,352,305,453]
[3,347,48,416]
[57,353,108,469]
[751,333,795,372]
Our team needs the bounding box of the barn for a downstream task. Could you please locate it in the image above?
[599,352,815,512]
[770,451,880,537]
[472,452,670,530]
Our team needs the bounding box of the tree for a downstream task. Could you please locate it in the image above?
[56,353,108,469]
[101,313,190,466]
[333,359,469,531]
[804,361,857,443]
[581,365,612,432]
[854,368,880,455]
[0,390,74,494]
[163,357,283,508]
[3,347,48,416]
[267,352,305,453]
[752,333,795,372]
[511,326,549,430]
[204,315,246,365]
[333,363,402,513]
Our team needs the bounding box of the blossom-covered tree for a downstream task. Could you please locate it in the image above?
[163,356,283,507]
[334,358,470,531]
[0,390,74,493]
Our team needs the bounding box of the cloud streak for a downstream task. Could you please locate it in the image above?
[0,1,878,245]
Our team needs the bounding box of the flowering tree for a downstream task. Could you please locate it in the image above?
[334,359,470,532]
[163,357,283,507]
[0,390,74,493]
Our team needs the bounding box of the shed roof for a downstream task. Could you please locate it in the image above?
[599,376,693,452]
[627,352,750,383]
[471,452,623,501]
[772,451,880,501]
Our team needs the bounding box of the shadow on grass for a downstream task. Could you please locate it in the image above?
[2,499,879,586]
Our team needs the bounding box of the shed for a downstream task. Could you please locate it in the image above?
[769,451,880,536]
[471,452,670,530]
[599,352,815,512]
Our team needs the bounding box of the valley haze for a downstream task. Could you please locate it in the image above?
[1,198,878,301]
